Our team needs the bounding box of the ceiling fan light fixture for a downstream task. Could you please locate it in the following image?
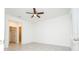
[34,14,37,17]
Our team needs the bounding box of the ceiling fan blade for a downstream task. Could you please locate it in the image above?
[26,12,33,14]
[33,8,36,14]
[37,15,40,18]
[31,15,34,18]
[37,12,44,14]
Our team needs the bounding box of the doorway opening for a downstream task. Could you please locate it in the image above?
[8,21,22,48]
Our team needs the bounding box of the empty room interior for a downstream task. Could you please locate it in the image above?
[4,8,79,51]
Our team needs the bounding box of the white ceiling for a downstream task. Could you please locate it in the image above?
[5,8,71,22]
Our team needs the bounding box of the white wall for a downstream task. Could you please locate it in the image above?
[72,9,79,39]
[32,14,73,47]
[71,9,79,50]
[4,14,33,48]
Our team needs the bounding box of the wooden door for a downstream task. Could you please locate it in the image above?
[19,27,22,47]
[9,26,17,48]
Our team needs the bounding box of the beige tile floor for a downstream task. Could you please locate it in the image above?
[4,42,71,51]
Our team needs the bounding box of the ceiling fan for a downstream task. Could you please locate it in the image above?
[26,8,44,18]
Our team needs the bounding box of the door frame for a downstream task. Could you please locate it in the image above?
[8,20,22,48]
